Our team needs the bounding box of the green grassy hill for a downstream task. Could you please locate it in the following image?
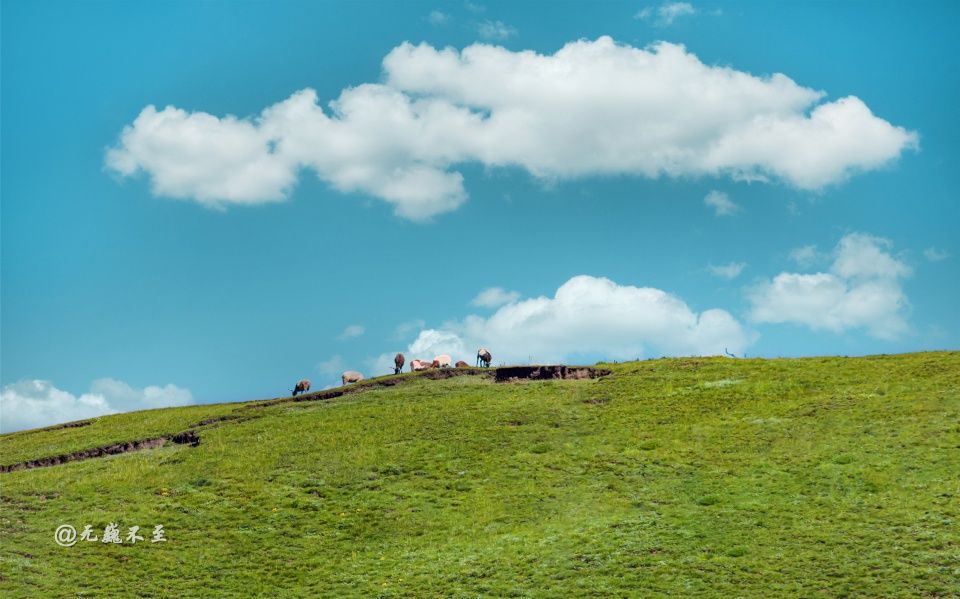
[2,353,958,597]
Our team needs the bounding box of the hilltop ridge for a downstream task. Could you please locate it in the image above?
[1,352,958,597]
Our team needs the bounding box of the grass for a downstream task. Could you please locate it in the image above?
[1,352,958,597]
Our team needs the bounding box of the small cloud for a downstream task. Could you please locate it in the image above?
[471,287,521,308]
[749,232,911,340]
[464,1,485,13]
[477,19,517,40]
[704,190,739,216]
[89,378,193,410]
[709,262,746,280]
[635,2,696,27]
[427,10,449,25]
[789,244,820,267]
[316,355,345,377]
[923,247,950,262]
[393,318,426,340]
[337,325,365,340]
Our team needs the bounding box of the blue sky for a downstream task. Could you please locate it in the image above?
[2,0,957,432]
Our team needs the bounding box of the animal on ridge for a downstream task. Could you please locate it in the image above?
[477,348,492,368]
[341,371,364,385]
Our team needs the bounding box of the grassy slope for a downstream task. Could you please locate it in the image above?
[1,353,958,598]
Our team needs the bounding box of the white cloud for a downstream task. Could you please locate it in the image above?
[393,318,426,339]
[477,20,517,40]
[709,262,745,279]
[409,329,469,359]
[89,378,193,410]
[316,355,345,377]
[635,2,697,26]
[105,106,296,209]
[337,324,365,340]
[788,244,820,267]
[107,88,469,220]
[464,1,485,14]
[831,233,910,280]
[1,381,114,433]
[704,190,738,216]
[1,378,193,433]
[389,275,752,365]
[749,233,911,339]
[107,37,917,220]
[923,247,950,262]
[427,10,450,25]
[471,286,521,307]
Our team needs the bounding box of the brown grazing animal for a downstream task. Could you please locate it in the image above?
[394,353,405,375]
[292,379,311,396]
[432,354,452,368]
[455,360,469,368]
[410,359,430,371]
[341,371,364,385]
[477,348,492,367]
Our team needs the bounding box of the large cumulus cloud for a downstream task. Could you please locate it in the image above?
[107,37,917,220]
[370,274,752,374]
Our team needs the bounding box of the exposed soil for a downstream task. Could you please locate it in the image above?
[12,419,94,435]
[190,414,257,428]
[0,430,201,473]
[494,365,611,382]
[170,431,201,446]
[43,420,94,431]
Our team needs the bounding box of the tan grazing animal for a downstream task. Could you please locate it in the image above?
[432,354,452,368]
[477,348,492,368]
[341,371,364,385]
[410,359,430,372]
[292,379,311,396]
[394,353,405,375]
[455,360,469,368]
